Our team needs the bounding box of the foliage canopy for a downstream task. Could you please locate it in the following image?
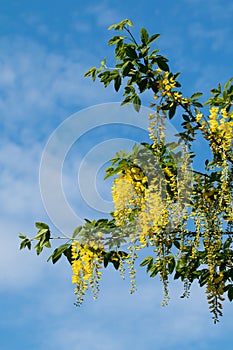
[19,19,233,323]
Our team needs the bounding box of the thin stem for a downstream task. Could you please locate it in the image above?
[191,170,211,178]
[47,230,233,244]
[179,101,196,121]
[124,26,138,46]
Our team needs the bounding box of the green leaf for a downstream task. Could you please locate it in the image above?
[118,251,128,259]
[210,88,220,94]
[103,254,109,268]
[44,240,51,248]
[168,103,177,119]
[228,268,233,280]
[148,33,160,44]
[112,258,120,270]
[137,78,148,93]
[168,256,176,274]
[99,71,113,87]
[190,92,203,99]
[19,240,26,249]
[223,90,227,100]
[34,228,48,240]
[84,67,97,81]
[174,271,181,280]
[20,238,31,250]
[122,61,134,76]
[140,27,149,44]
[146,258,154,272]
[64,246,72,265]
[133,95,141,112]
[108,19,133,31]
[199,270,210,287]
[224,77,233,90]
[35,222,49,230]
[150,264,159,278]
[139,47,150,58]
[192,101,203,108]
[34,242,43,255]
[174,240,180,249]
[108,36,125,46]
[115,41,125,59]
[19,234,26,239]
[156,56,169,72]
[121,95,134,106]
[140,256,153,266]
[47,244,71,264]
[114,75,122,91]
[228,285,233,301]
[72,226,83,238]
[125,46,138,59]
[182,114,190,122]
[223,237,232,249]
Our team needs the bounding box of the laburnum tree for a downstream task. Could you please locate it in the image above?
[19,19,233,323]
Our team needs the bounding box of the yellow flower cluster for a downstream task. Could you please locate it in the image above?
[137,183,169,247]
[157,71,176,97]
[130,166,147,193]
[112,109,189,248]
[112,173,136,226]
[155,71,188,104]
[112,167,146,226]
[110,99,233,316]
[164,166,178,200]
[148,110,166,145]
[71,241,103,305]
[198,107,233,154]
[209,107,219,133]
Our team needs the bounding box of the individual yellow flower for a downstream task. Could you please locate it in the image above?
[196,112,203,122]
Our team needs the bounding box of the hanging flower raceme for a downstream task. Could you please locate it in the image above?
[195,106,233,222]
[112,162,148,223]
[137,182,169,244]
[71,241,103,306]
[198,107,233,154]
[154,69,189,107]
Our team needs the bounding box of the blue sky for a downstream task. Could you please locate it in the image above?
[0,0,233,349]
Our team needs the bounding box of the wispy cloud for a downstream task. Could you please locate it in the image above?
[24,271,233,350]
[0,34,116,141]
[0,140,48,290]
[86,3,122,27]
[184,0,233,18]
[0,220,46,291]
[0,30,120,292]
[189,22,231,52]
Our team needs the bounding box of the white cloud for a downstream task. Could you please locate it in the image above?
[189,22,231,52]
[0,37,76,118]
[0,140,42,218]
[73,20,92,33]
[203,0,233,21]
[0,32,119,291]
[0,220,46,291]
[0,139,49,290]
[86,3,122,27]
[0,34,116,140]
[184,0,233,18]
[29,270,233,350]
